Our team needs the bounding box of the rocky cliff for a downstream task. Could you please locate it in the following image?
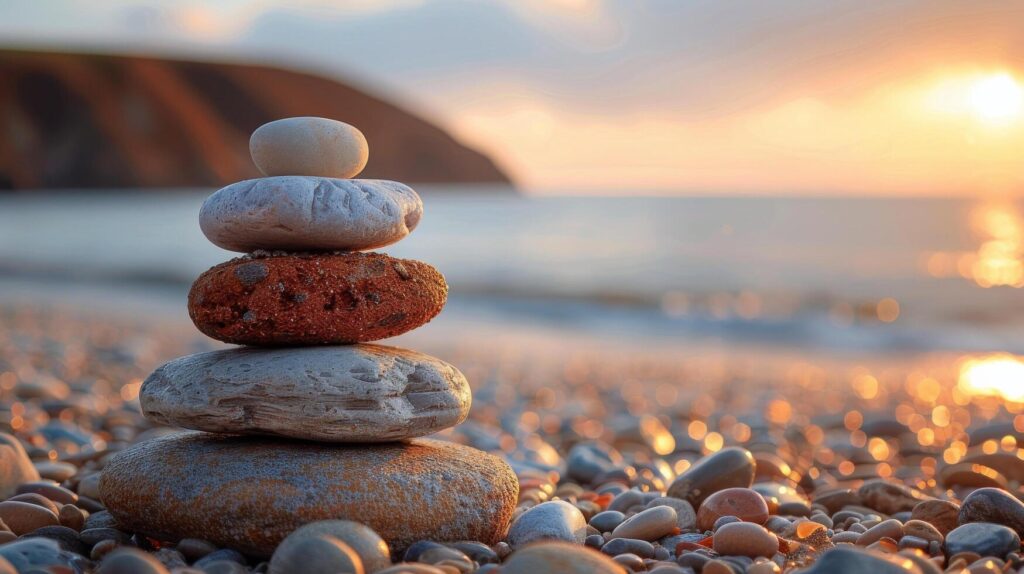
[0,49,511,190]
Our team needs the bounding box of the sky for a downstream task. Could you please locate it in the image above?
[2,0,1024,195]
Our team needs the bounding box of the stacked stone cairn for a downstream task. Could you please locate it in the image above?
[99,117,519,569]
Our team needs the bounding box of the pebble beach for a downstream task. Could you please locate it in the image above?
[0,299,1022,573]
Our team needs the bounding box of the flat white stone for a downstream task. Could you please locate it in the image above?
[250,117,368,179]
[199,177,423,252]
[140,344,470,442]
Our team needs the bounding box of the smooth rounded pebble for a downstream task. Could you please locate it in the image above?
[911,499,960,536]
[856,518,903,546]
[0,500,59,535]
[250,117,369,179]
[0,433,39,499]
[0,538,76,572]
[696,487,769,531]
[100,433,517,557]
[958,487,1024,537]
[502,541,627,574]
[200,177,422,252]
[944,522,1020,558]
[189,252,447,346]
[857,479,931,515]
[712,522,778,558]
[800,546,928,573]
[269,534,364,574]
[644,497,697,531]
[506,501,587,549]
[610,506,678,541]
[97,547,171,574]
[667,447,756,508]
[270,520,388,573]
[141,345,470,442]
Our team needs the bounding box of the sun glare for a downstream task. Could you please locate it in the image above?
[958,354,1024,402]
[969,73,1024,122]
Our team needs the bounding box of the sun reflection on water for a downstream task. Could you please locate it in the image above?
[924,201,1024,288]
[958,354,1024,402]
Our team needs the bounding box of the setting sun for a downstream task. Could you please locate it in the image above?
[969,73,1024,122]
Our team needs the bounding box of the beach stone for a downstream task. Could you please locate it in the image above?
[856,519,903,546]
[59,504,86,531]
[590,511,626,533]
[200,177,422,253]
[9,492,60,515]
[97,547,170,574]
[506,501,587,549]
[448,541,499,564]
[194,548,246,568]
[858,480,930,515]
[80,527,132,546]
[17,481,78,505]
[0,538,79,572]
[566,442,623,484]
[502,541,626,574]
[600,537,656,558]
[175,538,217,562]
[84,510,118,530]
[610,505,678,540]
[911,499,960,536]
[645,497,697,531]
[813,488,860,514]
[712,522,778,558]
[34,461,77,482]
[959,487,1024,537]
[667,447,756,508]
[270,520,389,573]
[377,565,447,574]
[269,534,364,574]
[188,252,447,346]
[696,488,769,531]
[902,519,943,543]
[0,500,59,534]
[0,433,39,498]
[939,463,1007,490]
[799,546,926,573]
[945,522,1020,558]
[141,345,470,442]
[100,433,517,557]
[250,117,369,179]
[21,524,87,554]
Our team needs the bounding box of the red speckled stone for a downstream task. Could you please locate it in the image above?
[188,252,447,346]
[696,488,770,532]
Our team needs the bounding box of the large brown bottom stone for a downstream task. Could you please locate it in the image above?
[99,433,517,557]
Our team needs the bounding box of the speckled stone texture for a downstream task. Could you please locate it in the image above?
[140,345,471,442]
[100,434,518,557]
[200,177,422,253]
[188,252,447,346]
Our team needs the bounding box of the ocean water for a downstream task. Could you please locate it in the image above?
[2,189,1024,354]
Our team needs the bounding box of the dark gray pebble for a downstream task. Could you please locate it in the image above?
[20,525,87,555]
[448,541,499,564]
[80,527,131,546]
[590,511,626,533]
[403,540,446,562]
[959,487,1024,538]
[601,537,656,558]
[945,522,1020,558]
